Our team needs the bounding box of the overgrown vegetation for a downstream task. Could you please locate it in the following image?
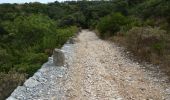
[96,0,170,78]
[97,13,128,39]
[0,2,79,99]
[126,27,166,62]
[0,0,170,99]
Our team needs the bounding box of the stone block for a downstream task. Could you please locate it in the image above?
[53,49,65,66]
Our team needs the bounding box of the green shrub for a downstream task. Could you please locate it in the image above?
[0,14,78,83]
[55,26,78,46]
[2,14,57,48]
[121,16,143,32]
[97,13,128,39]
[126,27,166,61]
[0,47,13,72]
[124,26,170,75]
[13,52,47,75]
[144,19,155,27]
[22,53,48,64]
[14,63,41,76]
[42,26,78,54]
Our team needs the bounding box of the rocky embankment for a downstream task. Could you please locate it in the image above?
[7,42,75,100]
[7,30,170,100]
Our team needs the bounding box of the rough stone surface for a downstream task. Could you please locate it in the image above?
[7,43,74,100]
[7,97,18,100]
[24,78,40,88]
[7,30,170,100]
[53,48,65,66]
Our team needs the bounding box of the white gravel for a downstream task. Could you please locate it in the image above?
[64,30,170,100]
[7,30,170,100]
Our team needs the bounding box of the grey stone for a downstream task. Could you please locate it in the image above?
[48,57,53,64]
[24,78,40,88]
[6,96,18,100]
[10,86,26,97]
[166,88,170,94]
[53,49,65,66]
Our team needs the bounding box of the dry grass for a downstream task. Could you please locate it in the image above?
[112,27,170,79]
[0,71,26,100]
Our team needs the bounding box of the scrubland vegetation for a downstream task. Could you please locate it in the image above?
[96,0,170,77]
[0,0,170,99]
[0,2,79,99]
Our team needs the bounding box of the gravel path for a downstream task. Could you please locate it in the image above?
[64,30,170,100]
[7,30,170,100]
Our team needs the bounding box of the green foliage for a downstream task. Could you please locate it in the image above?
[130,0,170,30]
[113,0,128,15]
[0,48,13,72]
[2,14,56,48]
[0,12,78,99]
[127,0,146,6]
[135,0,170,18]
[126,27,166,59]
[0,0,170,99]
[0,14,78,75]
[123,26,170,75]
[55,26,78,46]
[97,13,128,39]
[43,26,78,50]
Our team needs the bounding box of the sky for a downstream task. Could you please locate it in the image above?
[0,0,66,4]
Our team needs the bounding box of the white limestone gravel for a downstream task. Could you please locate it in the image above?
[64,30,170,100]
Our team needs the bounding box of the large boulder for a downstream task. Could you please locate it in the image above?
[53,49,65,66]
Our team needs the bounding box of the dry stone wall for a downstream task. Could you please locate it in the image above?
[7,42,75,100]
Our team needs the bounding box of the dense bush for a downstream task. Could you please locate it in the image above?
[126,27,167,62]
[0,15,54,73]
[124,26,170,76]
[121,16,143,32]
[97,13,128,39]
[0,14,78,99]
[0,14,78,72]
[129,0,170,31]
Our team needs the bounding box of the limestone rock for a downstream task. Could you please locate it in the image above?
[53,49,65,66]
[24,78,40,88]
[6,96,18,100]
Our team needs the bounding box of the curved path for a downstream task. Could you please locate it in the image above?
[8,30,170,100]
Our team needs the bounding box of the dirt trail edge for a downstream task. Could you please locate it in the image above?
[7,30,170,100]
[64,30,170,100]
